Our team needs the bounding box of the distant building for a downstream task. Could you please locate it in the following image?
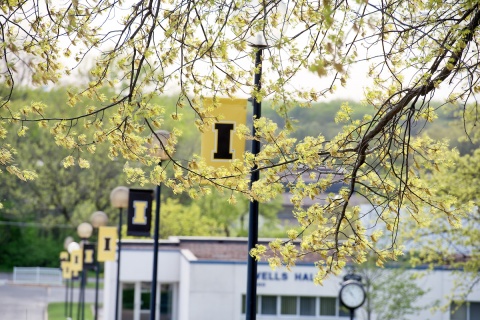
[275,166,363,225]
[102,237,480,320]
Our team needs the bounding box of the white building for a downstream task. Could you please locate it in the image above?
[102,237,480,320]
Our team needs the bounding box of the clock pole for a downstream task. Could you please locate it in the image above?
[339,271,366,320]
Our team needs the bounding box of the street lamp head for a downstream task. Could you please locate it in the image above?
[67,241,80,254]
[249,32,268,48]
[148,130,171,160]
[63,236,74,250]
[77,222,93,239]
[90,211,108,228]
[249,1,289,49]
[110,186,129,209]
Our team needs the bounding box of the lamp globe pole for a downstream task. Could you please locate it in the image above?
[77,222,93,320]
[148,130,172,320]
[77,222,93,239]
[91,211,108,228]
[110,186,129,320]
[64,236,74,251]
[90,211,108,320]
[63,236,74,318]
[67,241,80,320]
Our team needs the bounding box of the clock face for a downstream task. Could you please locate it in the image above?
[340,282,366,309]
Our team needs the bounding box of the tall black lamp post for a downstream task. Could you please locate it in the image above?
[245,33,268,320]
[77,222,93,320]
[90,211,109,320]
[149,130,171,320]
[110,186,129,320]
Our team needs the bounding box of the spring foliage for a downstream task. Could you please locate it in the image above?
[1,1,480,282]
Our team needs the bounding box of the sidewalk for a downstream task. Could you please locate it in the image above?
[0,272,103,320]
[0,272,12,281]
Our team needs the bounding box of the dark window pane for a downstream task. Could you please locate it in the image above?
[160,284,172,320]
[122,285,135,310]
[470,302,480,320]
[122,283,137,320]
[140,282,151,310]
[261,295,277,315]
[242,295,246,314]
[451,302,467,320]
[300,297,316,316]
[141,291,151,310]
[320,297,336,316]
[281,296,297,315]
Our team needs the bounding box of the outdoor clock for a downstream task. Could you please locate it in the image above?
[339,280,366,310]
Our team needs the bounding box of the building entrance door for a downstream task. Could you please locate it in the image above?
[121,282,174,320]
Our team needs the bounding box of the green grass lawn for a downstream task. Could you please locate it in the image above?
[84,281,103,289]
[64,279,103,290]
[48,302,94,320]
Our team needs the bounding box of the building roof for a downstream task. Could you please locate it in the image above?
[120,236,468,270]
[121,236,322,263]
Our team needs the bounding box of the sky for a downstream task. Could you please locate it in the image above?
[28,1,458,106]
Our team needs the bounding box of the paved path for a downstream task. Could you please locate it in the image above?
[0,273,103,320]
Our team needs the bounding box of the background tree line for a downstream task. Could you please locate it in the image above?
[1,85,477,271]
[0,85,282,269]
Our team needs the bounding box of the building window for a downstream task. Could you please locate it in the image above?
[472,302,480,319]
[281,296,297,315]
[242,295,344,317]
[261,295,277,315]
[122,282,143,320]
[320,297,336,316]
[122,283,135,310]
[299,296,316,316]
[160,284,173,320]
[451,301,480,320]
[140,282,151,310]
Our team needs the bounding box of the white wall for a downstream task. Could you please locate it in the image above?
[178,249,194,320]
[120,249,181,282]
[188,262,239,320]
[187,262,343,320]
[185,263,480,320]
[103,259,117,320]
[398,270,480,320]
[103,245,480,320]
[103,248,183,320]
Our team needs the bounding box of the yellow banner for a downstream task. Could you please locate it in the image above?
[97,226,118,262]
[70,249,83,272]
[83,244,95,268]
[61,261,71,279]
[59,251,69,261]
[201,98,247,168]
